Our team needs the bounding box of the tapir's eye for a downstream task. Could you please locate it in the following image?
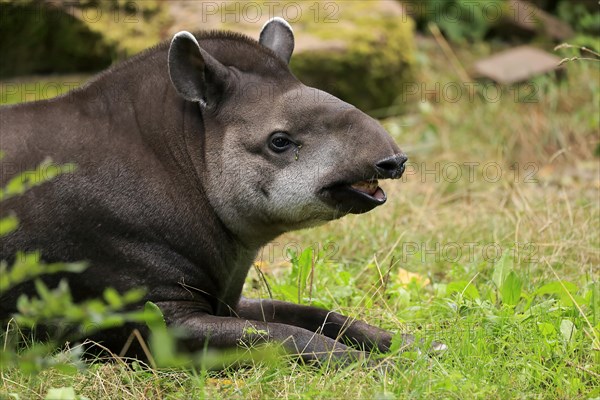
[269,132,294,153]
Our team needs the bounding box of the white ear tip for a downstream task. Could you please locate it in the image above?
[262,17,293,34]
[173,31,197,43]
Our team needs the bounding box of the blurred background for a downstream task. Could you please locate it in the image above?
[0,0,598,282]
[0,0,597,111]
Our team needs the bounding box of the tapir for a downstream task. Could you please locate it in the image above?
[0,18,423,365]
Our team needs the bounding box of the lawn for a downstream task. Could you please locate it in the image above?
[1,38,599,399]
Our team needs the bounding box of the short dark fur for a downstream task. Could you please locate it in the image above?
[94,30,290,83]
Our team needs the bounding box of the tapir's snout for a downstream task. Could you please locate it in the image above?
[320,152,408,215]
[314,109,409,216]
[375,153,408,180]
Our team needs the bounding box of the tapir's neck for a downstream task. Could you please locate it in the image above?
[88,46,296,252]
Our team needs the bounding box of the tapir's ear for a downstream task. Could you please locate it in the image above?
[259,17,295,64]
[168,31,230,106]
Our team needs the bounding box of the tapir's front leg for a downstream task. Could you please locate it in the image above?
[155,301,367,365]
[236,298,415,353]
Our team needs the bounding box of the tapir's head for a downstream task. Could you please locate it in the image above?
[167,18,407,245]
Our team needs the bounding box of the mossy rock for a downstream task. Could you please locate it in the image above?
[0,2,114,78]
[0,0,169,78]
[170,1,416,114]
[75,0,171,58]
[289,6,415,113]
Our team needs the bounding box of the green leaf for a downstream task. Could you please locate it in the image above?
[103,288,123,309]
[34,279,51,301]
[144,301,167,332]
[0,214,19,236]
[389,332,411,353]
[44,387,77,400]
[2,253,87,292]
[244,326,269,336]
[96,315,125,329]
[0,160,76,201]
[275,284,299,303]
[447,280,480,300]
[148,326,183,368]
[537,322,556,336]
[535,281,581,306]
[122,288,146,304]
[52,364,78,376]
[290,247,314,303]
[560,319,577,343]
[491,253,511,289]
[536,281,579,296]
[49,262,88,275]
[500,271,522,306]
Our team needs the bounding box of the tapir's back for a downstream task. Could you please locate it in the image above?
[1,100,67,180]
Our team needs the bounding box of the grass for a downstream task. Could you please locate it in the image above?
[1,38,599,399]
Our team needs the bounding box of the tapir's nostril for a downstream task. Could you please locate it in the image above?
[375,154,408,179]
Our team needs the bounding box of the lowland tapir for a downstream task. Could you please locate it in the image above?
[0,18,436,365]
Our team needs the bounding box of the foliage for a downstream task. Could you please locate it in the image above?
[0,151,279,399]
[253,244,599,398]
[291,6,415,113]
[0,155,143,396]
[264,247,365,311]
[556,1,600,37]
[0,0,170,78]
[0,2,113,78]
[556,1,600,52]
[409,0,504,42]
[410,0,600,46]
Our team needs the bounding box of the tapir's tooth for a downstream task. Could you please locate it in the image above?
[351,180,379,196]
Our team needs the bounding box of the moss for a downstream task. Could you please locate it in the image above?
[216,1,416,113]
[79,0,171,58]
[0,2,114,78]
[0,1,171,78]
[288,4,416,114]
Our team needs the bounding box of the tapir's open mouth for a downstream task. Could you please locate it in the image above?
[349,179,386,202]
[322,178,387,214]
